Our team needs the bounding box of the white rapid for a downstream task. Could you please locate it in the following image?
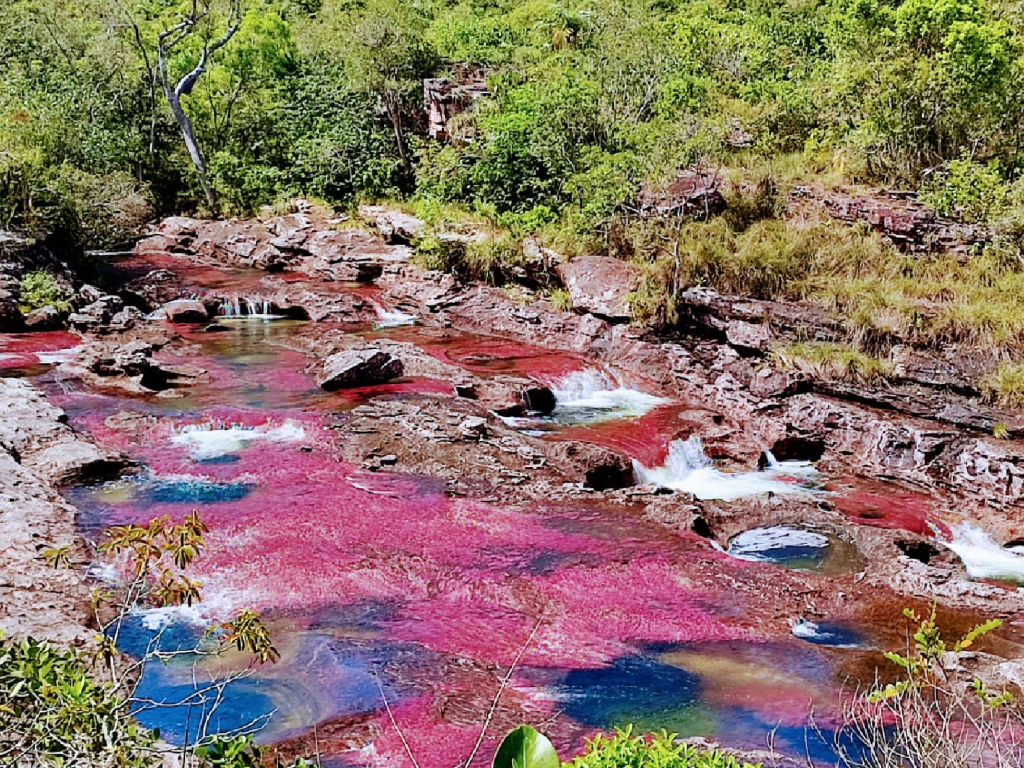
[373,304,418,328]
[944,523,1024,583]
[550,368,666,423]
[170,420,306,460]
[633,437,815,500]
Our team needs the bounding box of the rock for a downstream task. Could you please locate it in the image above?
[522,385,556,414]
[890,346,975,393]
[78,284,104,304]
[122,269,181,310]
[379,454,398,466]
[109,306,144,332]
[204,323,231,333]
[458,416,488,440]
[369,209,427,245]
[548,441,635,490]
[454,382,477,399]
[0,290,24,331]
[318,350,405,391]
[23,305,63,330]
[555,255,641,321]
[794,186,986,255]
[636,168,726,219]
[162,299,209,323]
[725,320,773,353]
[67,295,123,331]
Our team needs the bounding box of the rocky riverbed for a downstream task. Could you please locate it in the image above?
[2,203,1024,765]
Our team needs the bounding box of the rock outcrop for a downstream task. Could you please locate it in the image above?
[636,169,727,219]
[0,378,129,644]
[555,255,641,321]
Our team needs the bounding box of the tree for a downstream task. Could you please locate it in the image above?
[336,0,438,170]
[156,0,244,209]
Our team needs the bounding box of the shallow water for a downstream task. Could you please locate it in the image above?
[21,256,990,766]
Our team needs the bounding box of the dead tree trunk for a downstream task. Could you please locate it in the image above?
[156,0,242,211]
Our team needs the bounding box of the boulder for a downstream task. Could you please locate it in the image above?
[555,255,641,321]
[122,269,181,310]
[67,295,123,331]
[725,320,773,353]
[163,299,209,324]
[318,350,404,391]
[636,169,726,219]
[23,305,63,330]
[548,441,635,490]
[360,206,427,245]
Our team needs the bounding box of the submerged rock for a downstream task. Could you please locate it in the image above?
[318,350,404,390]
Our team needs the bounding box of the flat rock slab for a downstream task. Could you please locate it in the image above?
[318,350,404,390]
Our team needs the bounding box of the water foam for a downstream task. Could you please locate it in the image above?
[944,523,1024,583]
[373,304,418,328]
[634,437,814,500]
[551,368,666,423]
[171,420,306,460]
[37,346,83,365]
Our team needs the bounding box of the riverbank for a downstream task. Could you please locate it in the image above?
[3,203,1024,764]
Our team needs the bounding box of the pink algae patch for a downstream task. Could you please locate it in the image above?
[0,330,81,369]
[827,477,936,536]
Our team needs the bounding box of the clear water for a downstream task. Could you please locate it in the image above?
[30,255,972,766]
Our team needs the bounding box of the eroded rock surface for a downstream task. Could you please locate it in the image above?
[0,378,129,643]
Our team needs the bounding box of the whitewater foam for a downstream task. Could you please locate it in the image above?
[373,304,418,328]
[36,346,83,365]
[944,523,1024,583]
[550,368,666,423]
[171,420,306,460]
[634,437,814,500]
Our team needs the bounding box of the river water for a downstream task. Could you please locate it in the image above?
[1,256,999,767]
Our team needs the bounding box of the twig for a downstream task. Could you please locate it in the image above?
[463,616,545,768]
[374,672,421,768]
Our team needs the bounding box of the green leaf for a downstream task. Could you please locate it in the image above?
[492,725,560,768]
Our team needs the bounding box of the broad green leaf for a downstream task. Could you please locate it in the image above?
[493,725,560,768]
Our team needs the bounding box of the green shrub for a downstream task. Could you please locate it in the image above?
[981,362,1024,407]
[566,727,760,768]
[0,634,158,767]
[18,270,73,314]
[921,156,1009,223]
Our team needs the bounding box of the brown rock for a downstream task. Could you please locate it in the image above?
[637,169,726,219]
[548,441,635,490]
[318,350,404,391]
[556,255,641,321]
[162,299,209,324]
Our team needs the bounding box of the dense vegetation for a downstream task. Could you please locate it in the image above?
[5,0,1024,231]
[7,0,1024,384]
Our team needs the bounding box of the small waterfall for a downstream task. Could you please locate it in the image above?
[634,436,815,500]
[944,523,1024,583]
[244,297,258,316]
[549,368,666,423]
[372,301,418,328]
[233,296,241,317]
[170,420,306,460]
